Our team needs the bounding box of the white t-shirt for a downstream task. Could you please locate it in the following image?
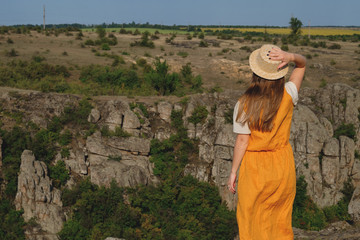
[233,81,298,134]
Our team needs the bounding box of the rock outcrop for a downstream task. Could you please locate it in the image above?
[0,82,359,239]
[14,150,65,240]
[85,131,159,188]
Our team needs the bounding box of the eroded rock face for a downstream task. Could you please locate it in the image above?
[86,131,159,188]
[349,186,360,222]
[0,82,358,240]
[14,150,65,239]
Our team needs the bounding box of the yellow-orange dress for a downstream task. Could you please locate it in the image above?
[235,86,297,239]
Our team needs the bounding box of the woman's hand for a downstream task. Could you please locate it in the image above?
[227,172,237,194]
[268,47,294,70]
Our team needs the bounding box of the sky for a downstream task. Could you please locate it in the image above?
[0,0,359,27]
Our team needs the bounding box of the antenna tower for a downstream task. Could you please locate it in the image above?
[43,5,46,30]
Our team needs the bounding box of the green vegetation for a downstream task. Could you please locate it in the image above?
[199,40,208,47]
[188,106,209,126]
[0,57,198,97]
[49,160,70,188]
[0,98,95,237]
[293,176,355,231]
[0,199,26,240]
[224,108,233,124]
[100,125,131,138]
[333,123,356,139]
[292,176,326,230]
[130,31,155,48]
[177,51,189,58]
[59,110,237,240]
[319,78,327,88]
[323,179,354,222]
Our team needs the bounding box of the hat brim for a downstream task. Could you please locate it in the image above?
[249,48,289,80]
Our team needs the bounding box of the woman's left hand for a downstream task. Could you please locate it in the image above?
[227,172,237,194]
[268,47,293,69]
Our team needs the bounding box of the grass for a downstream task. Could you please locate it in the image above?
[201,27,360,36]
[82,27,190,35]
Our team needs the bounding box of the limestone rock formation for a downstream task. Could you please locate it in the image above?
[86,131,159,188]
[14,150,65,240]
[349,186,360,222]
[0,82,358,239]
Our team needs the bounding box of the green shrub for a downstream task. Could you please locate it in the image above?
[7,38,14,44]
[80,65,140,89]
[333,123,356,139]
[292,176,326,230]
[199,40,208,47]
[328,43,341,49]
[0,199,26,239]
[5,48,18,57]
[145,59,180,96]
[0,126,31,198]
[136,58,147,67]
[101,43,110,50]
[319,78,327,88]
[240,46,252,52]
[281,45,289,51]
[100,125,131,138]
[130,31,155,48]
[177,51,188,58]
[84,39,95,46]
[58,129,72,146]
[49,160,70,188]
[188,106,208,125]
[224,108,233,124]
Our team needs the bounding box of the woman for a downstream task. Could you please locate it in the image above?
[227,44,306,239]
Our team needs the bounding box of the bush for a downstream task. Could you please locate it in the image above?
[49,160,70,188]
[145,60,180,96]
[84,39,95,46]
[101,43,110,50]
[281,45,289,51]
[80,65,140,89]
[333,123,356,139]
[0,199,26,239]
[100,125,131,138]
[7,38,14,44]
[292,176,326,230]
[5,48,18,57]
[58,129,72,146]
[199,40,208,47]
[177,51,188,58]
[96,26,106,38]
[239,46,252,52]
[328,43,341,49]
[188,106,208,125]
[130,31,155,48]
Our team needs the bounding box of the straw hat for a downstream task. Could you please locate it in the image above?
[249,44,289,80]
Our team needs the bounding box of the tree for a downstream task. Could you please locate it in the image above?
[96,26,106,39]
[289,17,302,36]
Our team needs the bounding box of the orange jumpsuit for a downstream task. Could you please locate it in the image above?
[236,88,296,239]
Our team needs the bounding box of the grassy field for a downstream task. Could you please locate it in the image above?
[82,27,190,35]
[82,27,360,36]
[201,27,360,36]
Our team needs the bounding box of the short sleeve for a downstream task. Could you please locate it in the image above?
[233,101,251,134]
[285,81,299,105]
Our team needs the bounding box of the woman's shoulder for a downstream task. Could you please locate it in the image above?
[284,81,298,105]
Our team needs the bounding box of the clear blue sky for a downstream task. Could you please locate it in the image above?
[1,0,359,26]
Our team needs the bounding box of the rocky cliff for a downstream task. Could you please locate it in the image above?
[0,83,359,239]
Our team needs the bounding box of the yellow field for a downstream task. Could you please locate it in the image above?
[201,27,360,36]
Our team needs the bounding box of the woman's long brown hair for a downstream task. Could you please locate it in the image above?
[236,74,285,132]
